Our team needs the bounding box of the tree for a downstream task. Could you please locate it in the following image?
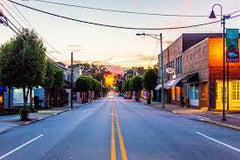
[130,76,143,101]
[76,76,89,103]
[53,69,64,107]
[143,69,157,104]
[72,63,108,82]
[44,61,56,108]
[0,29,46,108]
[53,69,64,90]
[76,76,101,103]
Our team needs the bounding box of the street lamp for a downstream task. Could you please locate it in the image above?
[136,33,165,108]
[209,4,231,121]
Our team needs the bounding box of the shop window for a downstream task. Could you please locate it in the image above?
[171,87,176,101]
[0,94,3,104]
[175,56,182,74]
[176,87,181,101]
[189,84,199,100]
[232,81,240,101]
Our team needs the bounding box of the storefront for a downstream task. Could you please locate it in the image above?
[182,73,200,107]
[164,77,182,104]
[215,80,240,111]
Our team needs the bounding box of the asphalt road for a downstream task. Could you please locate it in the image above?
[0,94,240,160]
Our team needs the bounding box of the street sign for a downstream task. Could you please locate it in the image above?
[226,29,239,63]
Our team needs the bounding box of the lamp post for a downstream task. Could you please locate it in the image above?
[136,33,165,108]
[209,4,231,121]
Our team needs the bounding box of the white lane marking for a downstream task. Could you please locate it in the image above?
[196,132,240,153]
[0,134,44,160]
[82,108,91,113]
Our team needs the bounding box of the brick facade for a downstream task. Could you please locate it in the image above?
[159,33,240,110]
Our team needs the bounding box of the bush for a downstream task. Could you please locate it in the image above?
[19,107,30,121]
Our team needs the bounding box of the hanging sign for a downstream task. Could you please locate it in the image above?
[226,29,239,63]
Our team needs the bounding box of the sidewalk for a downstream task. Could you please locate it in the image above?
[0,102,83,134]
[148,101,240,131]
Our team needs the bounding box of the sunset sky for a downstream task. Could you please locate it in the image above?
[1,0,240,73]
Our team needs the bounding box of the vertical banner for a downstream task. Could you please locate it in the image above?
[226,29,239,63]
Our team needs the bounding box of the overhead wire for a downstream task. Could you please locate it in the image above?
[7,1,71,59]
[29,0,213,18]
[8,0,240,31]
[149,40,159,67]
[8,0,227,31]
[3,1,75,72]
[0,6,73,73]
[0,2,22,28]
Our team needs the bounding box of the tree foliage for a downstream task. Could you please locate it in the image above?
[76,75,102,102]
[143,69,157,91]
[44,61,56,89]
[130,76,143,92]
[143,69,157,104]
[72,63,108,81]
[0,29,46,107]
[53,69,65,90]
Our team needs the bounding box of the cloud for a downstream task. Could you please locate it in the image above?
[63,44,83,53]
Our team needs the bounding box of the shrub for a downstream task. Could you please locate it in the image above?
[19,107,30,121]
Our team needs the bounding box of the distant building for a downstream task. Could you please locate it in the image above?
[156,33,240,111]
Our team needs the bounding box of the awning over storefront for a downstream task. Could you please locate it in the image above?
[181,73,199,83]
[164,77,182,88]
[154,84,162,90]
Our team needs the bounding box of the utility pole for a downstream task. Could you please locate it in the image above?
[160,33,165,108]
[71,52,73,108]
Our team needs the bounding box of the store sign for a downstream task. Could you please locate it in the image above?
[226,29,239,63]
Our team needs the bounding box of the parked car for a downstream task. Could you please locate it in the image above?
[124,93,131,99]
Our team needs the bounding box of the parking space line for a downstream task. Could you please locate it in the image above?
[0,134,44,160]
[196,132,240,153]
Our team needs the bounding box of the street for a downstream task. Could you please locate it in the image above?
[0,94,240,160]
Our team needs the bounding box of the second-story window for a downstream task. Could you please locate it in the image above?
[176,56,182,74]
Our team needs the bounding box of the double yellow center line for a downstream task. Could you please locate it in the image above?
[111,103,128,160]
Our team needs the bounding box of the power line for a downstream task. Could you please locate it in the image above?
[5,2,71,62]
[2,1,29,27]
[0,10,73,73]
[149,40,159,67]
[11,2,34,27]
[8,0,229,31]
[29,0,210,18]
[0,3,22,28]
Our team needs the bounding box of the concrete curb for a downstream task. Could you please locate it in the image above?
[142,102,240,131]
[0,103,86,134]
[198,119,240,131]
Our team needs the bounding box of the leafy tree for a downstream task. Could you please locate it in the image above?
[53,69,64,90]
[76,76,89,103]
[0,29,46,108]
[72,63,108,82]
[44,61,56,108]
[116,80,123,95]
[143,69,157,104]
[76,75,101,102]
[53,69,65,107]
[44,61,56,88]
[130,76,143,101]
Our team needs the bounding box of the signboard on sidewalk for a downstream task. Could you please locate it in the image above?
[226,29,239,63]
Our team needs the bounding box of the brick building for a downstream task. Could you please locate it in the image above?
[156,33,240,111]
